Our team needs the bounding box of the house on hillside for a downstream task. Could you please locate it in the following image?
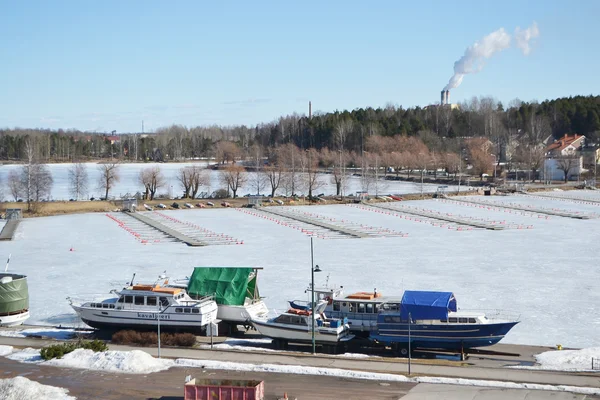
[542,134,586,181]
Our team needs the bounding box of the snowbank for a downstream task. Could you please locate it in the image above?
[174,358,600,395]
[517,347,600,372]
[0,328,90,340]
[0,345,13,356]
[45,349,173,373]
[6,347,43,363]
[0,376,76,400]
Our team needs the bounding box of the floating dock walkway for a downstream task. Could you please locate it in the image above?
[259,207,370,238]
[0,221,20,241]
[447,198,597,219]
[524,192,600,205]
[124,212,207,246]
[367,203,506,230]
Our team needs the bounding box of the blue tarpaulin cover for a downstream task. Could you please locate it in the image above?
[400,291,457,320]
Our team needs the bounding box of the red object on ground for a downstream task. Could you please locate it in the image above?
[184,379,264,400]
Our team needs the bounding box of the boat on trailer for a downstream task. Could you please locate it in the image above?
[251,301,354,353]
[170,267,269,329]
[68,280,218,332]
[291,285,402,336]
[370,291,519,356]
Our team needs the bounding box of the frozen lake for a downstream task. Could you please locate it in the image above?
[0,162,459,200]
[1,190,599,348]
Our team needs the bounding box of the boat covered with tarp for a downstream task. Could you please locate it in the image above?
[370,290,519,354]
[0,273,30,327]
[185,267,268,325]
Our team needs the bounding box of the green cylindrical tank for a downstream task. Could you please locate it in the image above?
[0,274,29,315]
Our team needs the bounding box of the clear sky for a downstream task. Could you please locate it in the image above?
[1,1,598,133]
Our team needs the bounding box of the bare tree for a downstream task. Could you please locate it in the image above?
[98,163,120,200]
[30,164,53,202]
[219,164,247,198]
[8,170,21,201]
[69,163,88,200]
[139,166,165,200]
[177,167,193,198]
[189,165,209,199]
[279,143,301,196]
[250,144,267,195]
[263,162,284,198]
[303,148,324,198]
[555,156,578,183]
[214,141,241,164]
[320,147,348,196]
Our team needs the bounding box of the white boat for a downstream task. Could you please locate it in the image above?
[251,302,354,351]
[68,282,218,332]
[0,273,30,327]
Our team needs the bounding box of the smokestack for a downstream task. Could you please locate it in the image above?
[309,101,312,119]
[445,90,450,105]
[440,90,446,106]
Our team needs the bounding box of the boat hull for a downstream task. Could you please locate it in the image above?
[0,311,30,327]
[218,301,269,324]
[370,321,519,350]
[72,304,218,333]
[251,319,352,344]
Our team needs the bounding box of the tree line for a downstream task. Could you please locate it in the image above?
[0,95,598,164]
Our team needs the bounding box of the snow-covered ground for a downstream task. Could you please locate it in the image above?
[0,328,90,340]
[0,346,598,396]
[1,191,600,348]
[514,347,600,372]
[0,376,75,400]
[0,162,458,200]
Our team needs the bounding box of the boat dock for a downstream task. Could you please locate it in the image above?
[123,212,208,246]
[524,192,600,205]
[365,203,506,230]
[0,221,20,241]
[447,198,597,219]
[249,207,407,239]
[259,207,370,238]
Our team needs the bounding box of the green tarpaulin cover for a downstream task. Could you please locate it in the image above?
[187,267,255,306]
[0,275,29,314]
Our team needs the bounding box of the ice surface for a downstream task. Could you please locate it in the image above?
[1,191,599,348]
[0,376,76,400]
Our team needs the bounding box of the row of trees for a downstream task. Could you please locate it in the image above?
[0,95,598,163]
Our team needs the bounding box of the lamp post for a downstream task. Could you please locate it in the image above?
[310,237,321,355]
[408,311,412,375]
[156,302,162,358]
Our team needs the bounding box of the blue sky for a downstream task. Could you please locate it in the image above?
[1,1,598,133]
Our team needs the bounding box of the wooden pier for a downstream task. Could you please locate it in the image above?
[259,207,370,238]
[448,198,596,219]
[367,203,506,230]
[125,212,207,246]
[0,221,21,241]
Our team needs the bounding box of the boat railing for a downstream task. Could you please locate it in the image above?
[458,309,521,322]
[66,295,117,307]
[183,293,215,304]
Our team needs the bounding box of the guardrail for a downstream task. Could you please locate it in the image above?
[593,357,600,370]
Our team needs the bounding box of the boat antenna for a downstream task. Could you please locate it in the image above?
[129,273,136,286]
[325,273,330,288]
[4,254,11,272]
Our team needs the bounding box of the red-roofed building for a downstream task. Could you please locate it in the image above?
[545,134,585,157]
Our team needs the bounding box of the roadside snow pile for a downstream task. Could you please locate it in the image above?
[45,349,173,373]
[200,338,276,352]
[533,347,600,371]
[0,376,76,400]
[6,347,42,363]
[0,345,13,356]
[0,328,90,340]
[174,358,600,395]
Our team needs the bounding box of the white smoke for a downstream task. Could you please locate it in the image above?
[444,22,539,91]
[515,22,540,55]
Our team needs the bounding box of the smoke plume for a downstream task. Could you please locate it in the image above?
[444,22,539,91]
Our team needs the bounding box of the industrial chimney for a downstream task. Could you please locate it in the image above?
[309,101,312,119]
[445,90,450,105]
[440,90,446,106]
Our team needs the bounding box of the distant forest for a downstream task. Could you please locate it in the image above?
[1,95,599,163]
